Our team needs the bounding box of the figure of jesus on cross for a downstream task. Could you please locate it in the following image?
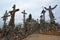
[8,4,19,40]
[9,4,19,28]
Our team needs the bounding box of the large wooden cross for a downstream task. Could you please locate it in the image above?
[9,4,19,28]
[8,4,19,40]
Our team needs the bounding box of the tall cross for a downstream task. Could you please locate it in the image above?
[21,10,27,27]
[9,4,19,40]
[9,4,19,28]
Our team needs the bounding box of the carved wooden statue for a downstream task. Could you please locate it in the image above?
[21,10,27,27]
[44,5,57,24]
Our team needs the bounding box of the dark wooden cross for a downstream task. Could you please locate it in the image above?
[9,4,19,28]
[21,10,27,27]
[8,4,19,40]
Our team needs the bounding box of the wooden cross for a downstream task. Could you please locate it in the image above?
[21,10,27,33]
[1,10,10,27]
[9,4,19,27]
[1,10,10,38]
[8,4,19,40]
[21,10,27,27]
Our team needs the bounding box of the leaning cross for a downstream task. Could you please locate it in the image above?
[9,4,19,28]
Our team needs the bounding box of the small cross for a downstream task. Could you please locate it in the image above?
[21,10,27,16]
[21,10,27,31]
[1,10,10,28]
[21,10,27,22]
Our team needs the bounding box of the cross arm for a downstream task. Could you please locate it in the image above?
[9,9,19,15]
[21,12,27,14]
[9,9,19,13]
[1,15,10,18]
[21,10,27,14]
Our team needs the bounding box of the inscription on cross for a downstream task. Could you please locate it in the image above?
[9,4,19,27]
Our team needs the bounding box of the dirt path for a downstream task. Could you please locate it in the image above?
[23,34,60,40]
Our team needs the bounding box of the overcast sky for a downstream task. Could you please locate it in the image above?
[0,0,60,28]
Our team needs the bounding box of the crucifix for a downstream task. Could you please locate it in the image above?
[44,5,57,24]
[9,4,19,40]
[9,4,19,28]
[21,10,27,33]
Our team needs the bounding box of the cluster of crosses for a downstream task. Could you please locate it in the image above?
[1,4,28,40]
[1,4,58,40]
[40,5,58,33]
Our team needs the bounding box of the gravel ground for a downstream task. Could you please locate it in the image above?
[23,34,60,40]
